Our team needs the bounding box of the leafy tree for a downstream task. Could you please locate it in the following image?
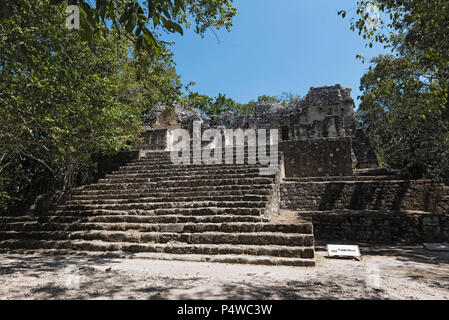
[0,0,238,54]
[339,1,449,181]
[183,92,301,117]
[339,0,449,112]
[0,0,237,213]
[183,92,239,116]
[357,55,449,180]
[277,92,302,106]
[239,92,301,114]
[0,1,183,213]
[183,91,214,115]
[210,93,240,115]
[256,95,281,104]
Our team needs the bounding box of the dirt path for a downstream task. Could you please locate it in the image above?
[0,245,448,300]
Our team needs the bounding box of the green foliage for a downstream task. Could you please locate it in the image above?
[339,0,449,109]
[239,92,301,115]
[0,0,235,213]
[0,1,183,213]
[340,1,449,182]
[0,154,58,214]
[356,54,449,181]
[183,92,237,116]
[256,95,281,104]
[0,0,238,54]
[182,92,301,117]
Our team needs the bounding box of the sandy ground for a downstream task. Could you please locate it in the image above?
[0,245,448,300]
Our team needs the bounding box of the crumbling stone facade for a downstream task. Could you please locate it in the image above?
[298,210,449,244]
[3,84,447,262]
[143,84,376,177]
[139,84,449,245]
[280,138,353,177]
[281,180,449,214]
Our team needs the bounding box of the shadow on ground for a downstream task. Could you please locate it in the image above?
[315,243,449,265]
[0,252,384,300]
[0,245,448,300]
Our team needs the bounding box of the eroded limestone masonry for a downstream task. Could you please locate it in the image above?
[140,84,449,244]
[142,84,378,173]
[0,85,447,265]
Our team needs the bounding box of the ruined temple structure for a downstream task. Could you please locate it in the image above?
[0,85,448,266]
[141,84,379,175]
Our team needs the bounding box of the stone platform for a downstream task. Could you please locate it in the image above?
[0,148,316,267]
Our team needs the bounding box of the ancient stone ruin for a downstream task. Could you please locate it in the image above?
[0,85,448,266]
[142,84,378,174]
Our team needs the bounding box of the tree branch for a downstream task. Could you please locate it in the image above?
[18,149,58,178]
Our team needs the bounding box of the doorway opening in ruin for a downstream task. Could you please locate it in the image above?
[281,125,289,141]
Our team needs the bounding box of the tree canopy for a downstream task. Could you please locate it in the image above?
[340,0,449,182]
[183,91,301,117]
[1,0,238,54]
[0,1,185,212]
[339,0,448,110]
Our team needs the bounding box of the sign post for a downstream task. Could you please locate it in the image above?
[327,244,361,260]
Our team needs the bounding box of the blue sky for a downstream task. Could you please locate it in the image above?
[165,0,388,106]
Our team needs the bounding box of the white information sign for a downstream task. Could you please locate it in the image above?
[327,244,361,257]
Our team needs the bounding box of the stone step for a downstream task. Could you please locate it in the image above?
[48,207,265,217]
[0,216,35,224]
[283,176,408,182]
[135,163,276,169]
[0,214,269,225]
[171,142,276,147]
[71,189,272,200]
[0,248,315,267]
[97,173,275,184]
[354,168,403,177]
[66,195,270,205]
[118,168,264,175]
[58,201,269,211]
[140,147,279,156]
[119,167,278,174]
[142,149,281,157]
[139,153,281,161]
[109,168,265,178]
[0,221,312,234]
[128,159,280,166]
[0,139,314,266]
[120,164,265,171]
[88,178,275,191]
[134,252,316,267]
[134,152,281,159]
[137,156,282,164]
[77,185,273,197]
[0,230,313,247]
[0,239,314,258]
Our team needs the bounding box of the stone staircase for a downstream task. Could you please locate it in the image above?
[0,147,316,267]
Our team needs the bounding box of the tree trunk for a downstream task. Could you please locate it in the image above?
[63,157,76,191]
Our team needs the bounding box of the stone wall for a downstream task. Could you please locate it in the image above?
[140,129,168,151]
[351,128,378,169]
[298,210,449,244]
[142,85,379,175]
[281,180,449,214]
[89,151,140,184]
[144,103,201,130]
[198,85,355,141]
[145,85,357,142]
[279,138,353,177]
